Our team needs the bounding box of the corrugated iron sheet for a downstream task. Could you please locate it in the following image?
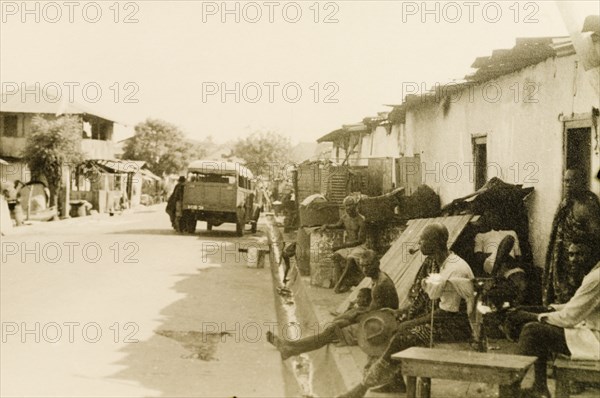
[1,88,120,123]
[336,214,473,313]
[94,159,145,174]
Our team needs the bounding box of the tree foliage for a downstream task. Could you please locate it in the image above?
[232,130,292,176]
[22,115,85,213]
[122,118,209,176]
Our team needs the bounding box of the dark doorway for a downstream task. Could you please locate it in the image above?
[473,136,487,190]
[565,127,591,189]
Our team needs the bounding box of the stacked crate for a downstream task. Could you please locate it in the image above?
[323,165,350,204]
[297,162,322,203]
[309,228,344,288]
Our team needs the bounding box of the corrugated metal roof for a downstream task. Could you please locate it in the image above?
[0,87,120,123]
[386,35,578,116]
[337,214,473,313]
[465,37,566,83]
[94,159,144,173]
[317,123,368,143]
[140,168,161,181]
[317,128,345,143]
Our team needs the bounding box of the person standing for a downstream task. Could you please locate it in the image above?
[166,176,186,231]
[544,169,600,305]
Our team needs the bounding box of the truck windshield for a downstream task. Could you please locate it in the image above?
[188,173,236,184]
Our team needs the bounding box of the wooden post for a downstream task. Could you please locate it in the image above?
[60,164,71,219]
[291,168,300,229]
[419,378,431,398]
[499,383,520,398]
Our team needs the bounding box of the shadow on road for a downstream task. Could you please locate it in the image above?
[109,228,261,240]
[107,230,291,397]
[109,229,179,236]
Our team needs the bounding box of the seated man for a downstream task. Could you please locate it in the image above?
[474,210,522,276]
[266,250,398,360]
[338,223,475,398]
[504,240,595,341]
[512,259,599,398]
[322,195,367,293]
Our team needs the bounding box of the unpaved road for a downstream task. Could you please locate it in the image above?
[1,206,293,397]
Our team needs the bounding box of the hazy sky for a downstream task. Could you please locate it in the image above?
[1,1,597,143]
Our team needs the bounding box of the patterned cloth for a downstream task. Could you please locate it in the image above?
[544,192,600,305]
[406,256,438,320]
[358,254,473,389]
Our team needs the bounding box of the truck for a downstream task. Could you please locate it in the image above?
[177,160,261,236]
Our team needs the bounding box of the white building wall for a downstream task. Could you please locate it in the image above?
[405,53,599,268]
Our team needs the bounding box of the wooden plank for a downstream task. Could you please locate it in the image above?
[392,347,536,370]
[555,375,570,398]
[400,361,526,385]
[406,376,417,398]
[554,359,600,383]
[393,348,536,386]
[554,358,600,372]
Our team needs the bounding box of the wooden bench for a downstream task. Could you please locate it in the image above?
[553,358,600,398]
[392,347,536,398]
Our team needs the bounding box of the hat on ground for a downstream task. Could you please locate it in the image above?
[357,309,398,357]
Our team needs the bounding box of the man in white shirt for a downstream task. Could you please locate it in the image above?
[513,256,600,398]
[337,223,475,398]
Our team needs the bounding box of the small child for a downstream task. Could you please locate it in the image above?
[330,288,373,347]
[333,288,372,324]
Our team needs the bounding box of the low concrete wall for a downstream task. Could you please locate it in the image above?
[265,216,366,397]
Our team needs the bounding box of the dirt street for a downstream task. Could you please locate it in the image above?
[1,206,291,397]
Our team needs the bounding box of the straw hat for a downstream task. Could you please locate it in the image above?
[357,309,398,357]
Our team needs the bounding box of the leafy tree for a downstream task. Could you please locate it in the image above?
[232,130,292,176]
[123,118,208,176]
[22,115,85,217]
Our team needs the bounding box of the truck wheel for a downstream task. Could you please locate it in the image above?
[180,212,195,234]
[186,219,197,233]
[174,218,183,233]
[236,219,244,237]
[207,222,213,231]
